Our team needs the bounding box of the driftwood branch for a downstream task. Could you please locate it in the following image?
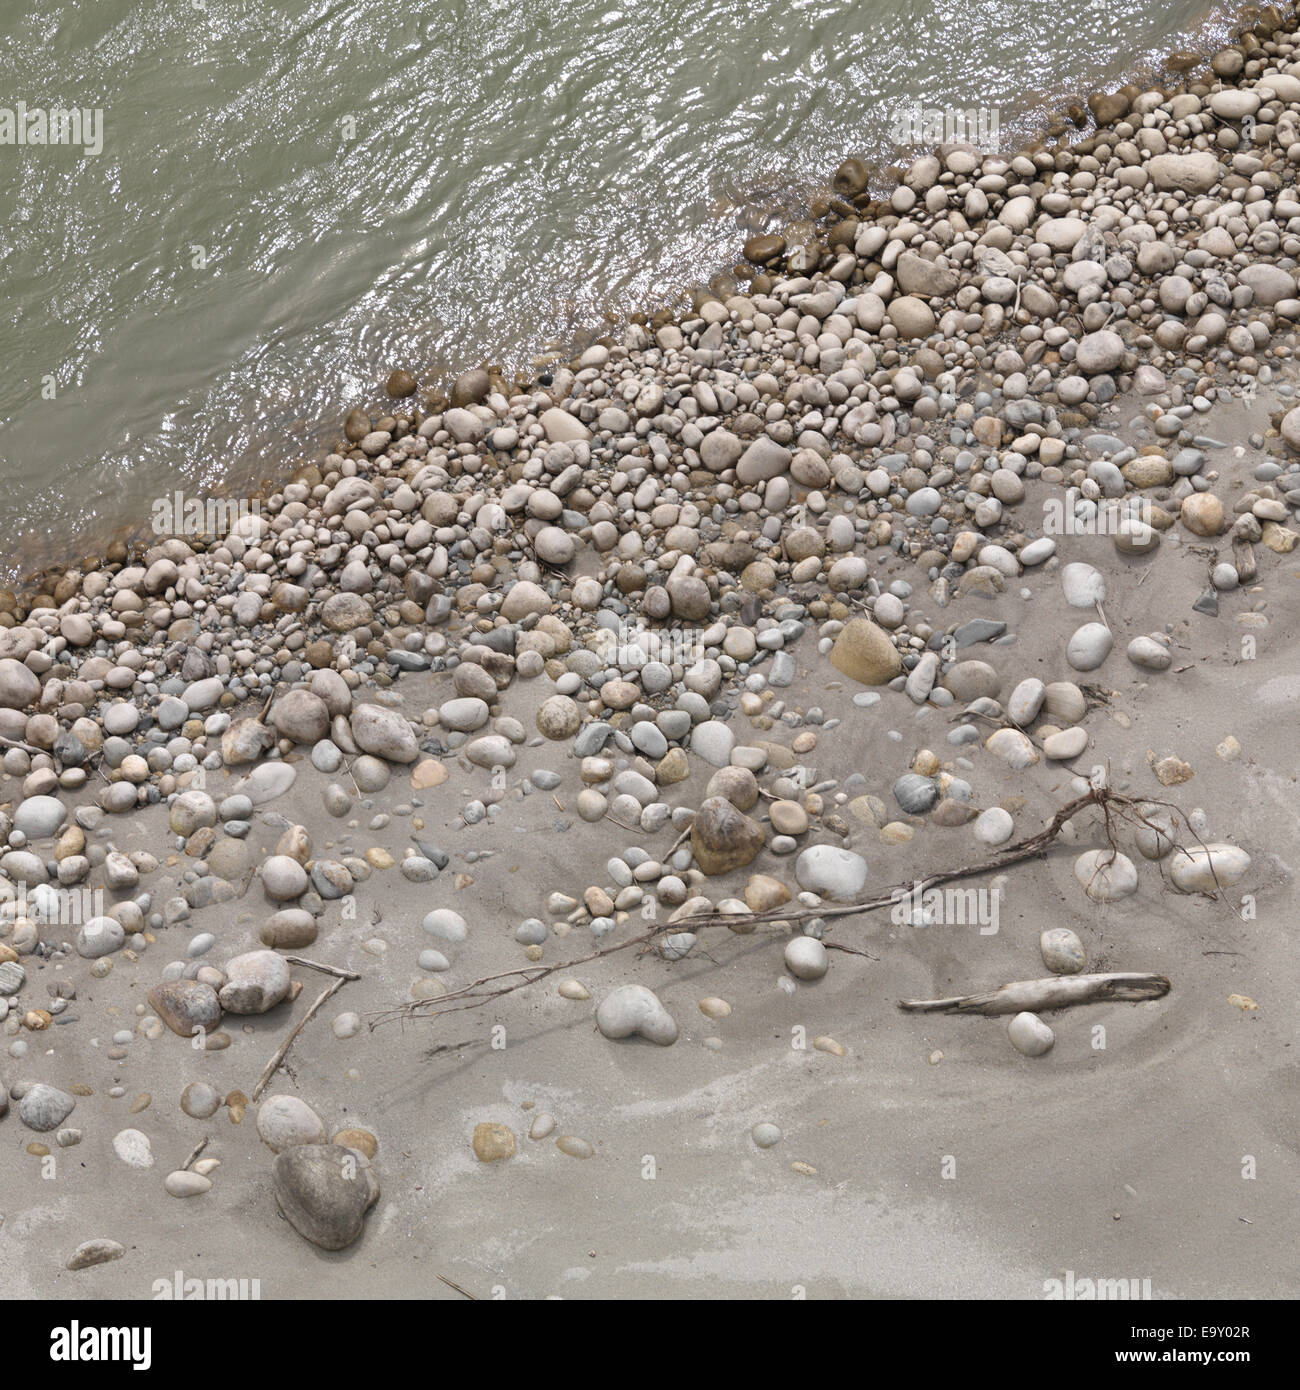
[179,1136,209,1171]
[374,785,1192,1030]
[251,962,358,1100]
[898,971,1171,1015]
[284,956,362,982]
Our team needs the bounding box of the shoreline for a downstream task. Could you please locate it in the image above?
[0,3,1256,601]
[1,1,1298,1293]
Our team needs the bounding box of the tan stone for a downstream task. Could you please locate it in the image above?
[410,759,448,789]
[472,1122,516,1163]
[690,797,765,875]
[1181,492,1224,536]
[332,1127,378,1160]
[744,874,792,912]
[655,748,690,785]
[828,619,902,685]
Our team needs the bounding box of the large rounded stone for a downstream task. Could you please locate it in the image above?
[1076,330,1124,375]
[536,695,580,740]
[260,908,319,950]
[1148,152,1221,193]
[1181,493,1225,536]
[350,704,418,763]
[147,980,222,1038]
[1066,623,1113,672]
[690,797,765,876]
[76,916,125,959]
[262,855,309,901]
[828,619,901,685]
[271,691,330,745]
[18,1083,75,1131]
[12,795,66,840]
[888,296,936,338]
[472,1122,516,1163]
[795,844,868,901]
[169,790,217,837]
[595,984,678,1045]
[1040,927,1086,974]
[1168,844,1251,894]
[533,525,574,567]
[666,575,711,620]
[450,367,490,407]
[272,1144,380,1250]
[1073,849,1138,901]
[0,658,39,709]
[942,660,1001,702]
[321,592,373,632]
[219,950,291,1014]
[784,936,829,981]
[258,1094,328,1152]
[736,438,792,485]
[1008,1012,1055,1057]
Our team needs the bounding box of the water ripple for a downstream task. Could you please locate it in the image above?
[0,0,1233,579]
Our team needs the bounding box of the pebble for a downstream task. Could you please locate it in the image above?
[1040,927,1086,974]
[423,908,469,943]
[1066,623,1114,671]
[148,980,222,1038]
[164,1170,212,1198]
[595,984,678,1045]
[1168,844,1251,893]
[690,797,765,875]
[1008,1012,1055,1057]
[257,1094,328,1152]
[50,1230,120,1273]
[219,950,291,1014]
[472,1122,516,1162]
[556,1135,594,1159]
[1073,849,1139,901]
[181,1081,222,1119]
[112,1128,154,1169]
[751,1122,782,1149]
[784,936,828,981]
[0,49,1289,1266]
[1043,727,1088,760]
[19,1083,76,1132]
[1127,636,1173,672]
[973,807,1014,846]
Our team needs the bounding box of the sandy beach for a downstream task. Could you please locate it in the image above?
[3,7,1300,1306]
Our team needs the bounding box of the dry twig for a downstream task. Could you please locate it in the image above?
[376,785,1196,1030]
[251,960,360,1101]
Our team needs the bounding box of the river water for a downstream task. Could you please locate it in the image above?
[0,0,1230,581]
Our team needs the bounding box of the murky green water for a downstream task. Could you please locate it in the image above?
[0,0,1229,580]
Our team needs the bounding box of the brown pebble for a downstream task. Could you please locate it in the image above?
[332,1127,379,1159]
